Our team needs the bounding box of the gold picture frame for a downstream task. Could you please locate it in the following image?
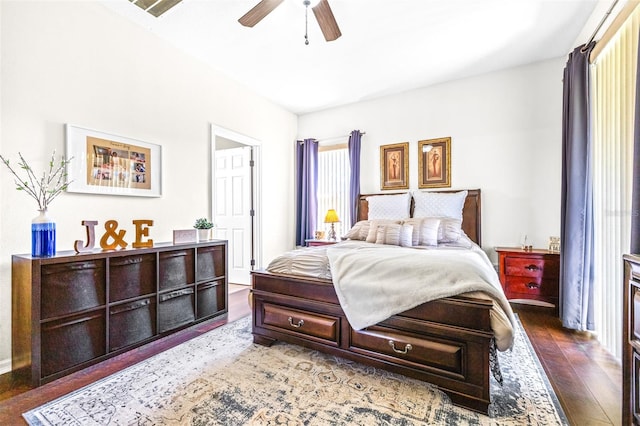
[66,124,162,197]
[418,137,451,188]
[380,142,409,190]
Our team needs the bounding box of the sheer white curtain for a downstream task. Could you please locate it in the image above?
[316,143,350,239]
[591,5,639,361]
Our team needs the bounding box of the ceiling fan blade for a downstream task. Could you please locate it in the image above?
[312,0,341,42]
[239,0,285,27]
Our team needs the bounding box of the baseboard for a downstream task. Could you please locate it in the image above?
[0,358,11,375]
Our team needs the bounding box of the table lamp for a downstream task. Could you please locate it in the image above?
[324,209,340,241]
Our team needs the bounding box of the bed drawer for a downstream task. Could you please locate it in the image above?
[350,325,464,376]
[260,303,339,344]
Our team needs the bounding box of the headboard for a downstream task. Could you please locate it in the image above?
[357,189,482,246]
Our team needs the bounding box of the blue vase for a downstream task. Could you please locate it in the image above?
[32,209,56,257]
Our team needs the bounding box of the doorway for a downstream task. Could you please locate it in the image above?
[211,125,261,287]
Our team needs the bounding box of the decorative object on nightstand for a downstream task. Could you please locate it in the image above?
[193,218,214,242]
[0,150,73,257]
[548,236,560,253]
[324,209,340,241]
[495,247,560,309]
[520,234,532,251]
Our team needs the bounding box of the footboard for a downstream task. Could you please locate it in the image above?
[251,270,494,414]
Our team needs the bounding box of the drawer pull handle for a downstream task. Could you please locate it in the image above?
[526,282,540,289]
[288,317,304,328]
[388,340,413,354]
[525,264,540,271]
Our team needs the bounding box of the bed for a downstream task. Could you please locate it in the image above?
[250,189,514,413]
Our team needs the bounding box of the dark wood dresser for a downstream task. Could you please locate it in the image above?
[495,247,560,308]
[12,240,227,386]
[624,254,640,425]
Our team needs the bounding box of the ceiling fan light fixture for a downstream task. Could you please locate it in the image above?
[302,0,322,7]
[239,0,341,43]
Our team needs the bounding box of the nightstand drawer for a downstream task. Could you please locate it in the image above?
[505,257,546,278]
[504,276,556,297]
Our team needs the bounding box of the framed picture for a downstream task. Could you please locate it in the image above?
[65,124,162,197]
[418,137,451,188]
[380,142,409,190]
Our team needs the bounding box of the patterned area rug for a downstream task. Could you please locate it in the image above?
[24,315,568,425]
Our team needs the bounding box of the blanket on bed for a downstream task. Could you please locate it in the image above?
[326,241,516,349]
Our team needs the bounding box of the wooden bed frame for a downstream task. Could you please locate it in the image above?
[251,189,494,413]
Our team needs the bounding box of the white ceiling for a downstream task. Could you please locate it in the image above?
[101,0,604,115]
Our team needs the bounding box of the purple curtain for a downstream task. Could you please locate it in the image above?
[560,42,595,331]
[631,30,640,254]
[295,139,318,246]
[348,130,363,227]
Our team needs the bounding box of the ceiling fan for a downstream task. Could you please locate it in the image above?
[239,0,342,44]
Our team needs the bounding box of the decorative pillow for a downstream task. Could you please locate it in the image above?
[399,224,413,247]
[402,217,440,246]
[365,219,401,243]
[374,223,413,247]
[437,217,464,243]
[412,190,468,221]
[366,193,411,220]
[343,220,369,240]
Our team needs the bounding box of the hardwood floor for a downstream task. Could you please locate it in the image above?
[514,303,622,425]
[0,292,621,425]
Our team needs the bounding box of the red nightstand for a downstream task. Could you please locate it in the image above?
[305,239,338,247]
[495,247,559,308]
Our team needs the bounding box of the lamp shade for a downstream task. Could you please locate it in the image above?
[324,209,340,223]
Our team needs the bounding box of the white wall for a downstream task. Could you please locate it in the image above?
[0,1,297,371]
[298,58,564,258]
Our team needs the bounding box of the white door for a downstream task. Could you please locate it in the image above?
[212,146,253,285]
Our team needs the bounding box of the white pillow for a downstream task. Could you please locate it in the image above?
[365,219,401,243]
[399,224,413,247]
[412,190,468,221]
[374,224,413,247]
[437,217,463,243]
[367,193,411,220]
[402,218,440,246]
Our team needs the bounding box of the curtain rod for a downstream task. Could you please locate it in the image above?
[581,0,619,52]
[317,131,366,143]
[589,0,639,62]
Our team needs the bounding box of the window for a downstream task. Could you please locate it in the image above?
[591,5,639,360]
[316,143,350,238]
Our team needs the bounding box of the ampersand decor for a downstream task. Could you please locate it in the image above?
[100,220,128,250]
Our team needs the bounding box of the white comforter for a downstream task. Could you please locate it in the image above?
[267,239,515,351]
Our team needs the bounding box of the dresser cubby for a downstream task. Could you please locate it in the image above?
[12,240,227,386]
[159,249,195,291]
[197,280,226,319]
[109,254,156,301]
[109,296,156,352]
[158,287,196,333]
